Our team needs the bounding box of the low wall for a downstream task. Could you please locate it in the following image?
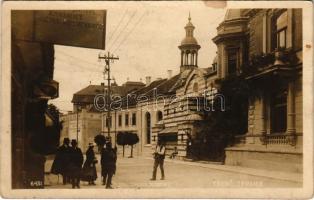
[225,147,302,173]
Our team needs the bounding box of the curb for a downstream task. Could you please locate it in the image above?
[142,157,302,184]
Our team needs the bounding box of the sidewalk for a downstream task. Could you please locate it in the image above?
[143,156,302,184]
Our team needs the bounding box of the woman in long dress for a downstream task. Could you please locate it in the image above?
[82,143,98,185]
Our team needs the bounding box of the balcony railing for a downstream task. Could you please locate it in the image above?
[234,133,299,146]
[260,133,297,146]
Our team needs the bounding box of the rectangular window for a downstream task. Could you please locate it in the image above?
[106,116,112,128]
[118,115,122,127]
[271,87,287,133]
[277,28,286,48]
[132,113,136,126]
[125,114,129,126]
[227,50,237,75]
[213,63,217,72]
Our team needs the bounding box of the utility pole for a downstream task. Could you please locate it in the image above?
[98,52,119,141]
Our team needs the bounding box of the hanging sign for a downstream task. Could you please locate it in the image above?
[34,10,106,49]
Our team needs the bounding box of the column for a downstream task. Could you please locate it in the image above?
[262,13,267,53]
[195,53,198,66]
[191,53,194,66]
[260,91,267,135]
[181,52,183,66]
[286,81,296,134]
[187,53,189,65]
[185,53,188,66]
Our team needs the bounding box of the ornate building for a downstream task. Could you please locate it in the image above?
[99,15,220,159]
[213,9,303,173]
[151,15,220,160]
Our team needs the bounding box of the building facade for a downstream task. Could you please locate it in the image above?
[60,110,102,152]
[213,9,303,173]
[101,15,222,159]
[98,16,221,158]
[60,81,145,152]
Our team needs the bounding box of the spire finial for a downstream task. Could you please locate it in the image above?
[188,11,191,21]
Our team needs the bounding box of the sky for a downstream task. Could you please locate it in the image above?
[50,1,226,112]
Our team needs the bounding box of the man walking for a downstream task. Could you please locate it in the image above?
[68,139,83,189]
[101,142,117,189]
[51,137,71,185]
[150,139,166,180]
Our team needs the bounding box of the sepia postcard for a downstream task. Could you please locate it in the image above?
[0,0,313,198]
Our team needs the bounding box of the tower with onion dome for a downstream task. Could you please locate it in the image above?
[178,13,201,72]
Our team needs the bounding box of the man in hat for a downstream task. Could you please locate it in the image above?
[51,137,71,185]
[68,139,83,188]
[150,139,166,180]
[101,142,117,189]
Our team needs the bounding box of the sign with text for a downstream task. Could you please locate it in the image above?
[34,10,106,50]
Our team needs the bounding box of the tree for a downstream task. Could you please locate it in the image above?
[94,134,106,152]
[116,132,139,158]
[117,132,127,157]
[126,132,139,158]
[47,103,60,123]
[199,75,249,161]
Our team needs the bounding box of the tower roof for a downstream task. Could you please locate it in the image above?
[185,12,194,28]
[181,37,199,46]
[180,13,199,47]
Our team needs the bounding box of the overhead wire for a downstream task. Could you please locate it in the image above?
[107,10,138,52]
[56,50,101,68]
[106,8,129,47]
[112,10,149,54]
[55,57,102,73]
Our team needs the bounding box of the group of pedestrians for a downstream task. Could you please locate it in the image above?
[51,138,117,189]
[51,138,167,188]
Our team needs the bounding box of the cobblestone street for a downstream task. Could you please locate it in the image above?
[45,155,302,189]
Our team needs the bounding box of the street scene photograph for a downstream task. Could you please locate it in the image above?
[2,0,313,198]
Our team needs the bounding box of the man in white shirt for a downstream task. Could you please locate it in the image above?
[150,139,166,180]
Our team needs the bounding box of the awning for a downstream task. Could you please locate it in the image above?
[159,126,178,135]
[186,114,203,121]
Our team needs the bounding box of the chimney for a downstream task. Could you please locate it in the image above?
[145,76,151,86]
[167,70,173,79]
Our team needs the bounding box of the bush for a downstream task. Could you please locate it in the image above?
[94,134,106,147]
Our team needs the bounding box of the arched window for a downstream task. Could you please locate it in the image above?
[157,111,163,121]
[276,11,288,48]
[145,112,151,144]
[193,82,199,93]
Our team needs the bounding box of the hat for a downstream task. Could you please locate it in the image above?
[63,138,70,144]
[106,142,112,148]
[71,139,78,146]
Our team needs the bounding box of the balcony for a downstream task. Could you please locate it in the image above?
[242,48,300,80]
